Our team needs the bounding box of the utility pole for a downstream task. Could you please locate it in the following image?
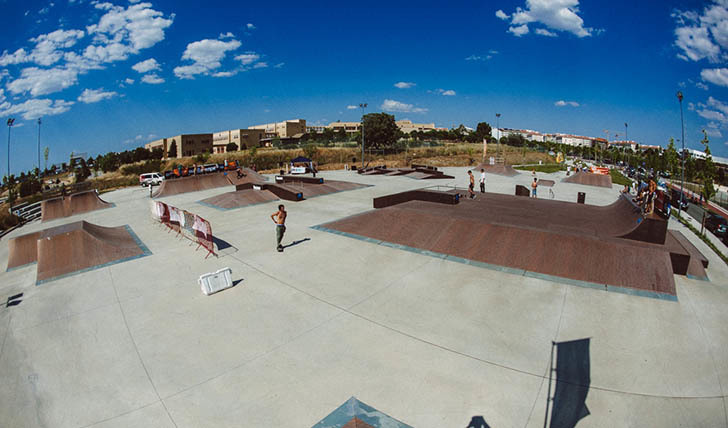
[359,103,367,167]
[677,91,686,220]
[37,118,42,177]
[6,118,14,182]
[495,113,501,164]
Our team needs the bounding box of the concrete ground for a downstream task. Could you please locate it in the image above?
[0,167,726,428]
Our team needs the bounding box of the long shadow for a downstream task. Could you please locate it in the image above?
[545,338,591,428]
[466,416,491,428]
[212,236,234,250]
[232,279,243,287]
[283,237,310,249]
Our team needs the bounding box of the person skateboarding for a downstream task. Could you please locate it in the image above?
[479,168,486,193]
[271,204,287,252]
[468,170,476,199]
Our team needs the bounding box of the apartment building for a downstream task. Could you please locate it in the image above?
[145,134,213,159]
[396,120,436,134]
[212,129,267,153]
[327,121,361,133]
[249,119,306,138]
[608,140,638,151]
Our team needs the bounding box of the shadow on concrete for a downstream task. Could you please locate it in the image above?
[283,237,311,249]
[545,338,591,428]
[232,279,243,287]
[213,236,238,257]
[466,415,491,427]
[5,292,23,308]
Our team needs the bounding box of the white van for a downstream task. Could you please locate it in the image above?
[139,173,164,187]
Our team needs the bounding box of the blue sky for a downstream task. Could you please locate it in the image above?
[1,0,728,174]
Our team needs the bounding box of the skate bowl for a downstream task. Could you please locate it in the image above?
[475,163,520,177]
[314,192,707,300]
[6,221,150,284]
[563,171,613,188]
[152,169,263,198]
[41,190,113,222]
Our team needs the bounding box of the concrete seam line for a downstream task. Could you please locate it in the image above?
[0,312,12,369]
[682,284,728,426]
[108,268,179,428]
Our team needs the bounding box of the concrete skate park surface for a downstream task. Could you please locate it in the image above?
[0,167,727,427]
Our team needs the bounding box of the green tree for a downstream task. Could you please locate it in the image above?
[226,142,238,153]
[168,141,177,158]
[362,112,400,150]
[43,146,49,172]
[664,138,679,176]
[303,143,318,160]
[76,158,91,183]
[700,130,716,202]
[474,122,492,142]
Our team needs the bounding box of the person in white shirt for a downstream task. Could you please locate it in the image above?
[479,169,486,193]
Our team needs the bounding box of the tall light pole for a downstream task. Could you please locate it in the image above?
[359,103,367,167]
[495,113,501,163]
[624,122,628,143]
[677,91,686,220]
[6,118,14,183]
[37,118,42,177]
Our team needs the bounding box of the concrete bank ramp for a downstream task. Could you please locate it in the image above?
[563,171,613,188]
[475,163,520,177]
[41,190,113,222]
[6,221,149,284]
[152,169,263,198]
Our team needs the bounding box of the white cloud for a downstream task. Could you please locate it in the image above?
[235,52,260,65]
[509,24,530,37]
[499,0,596,38]
[705,127,722,137]
[555,100,580,107]
[346,105,358,109]
[247,23,255,30]
[433,89,456,96]
[707,96,728,116]
[381,99,427,113]
[0,48,29,66]
[465,54,484,61]
[141,73,164,84]
[673,1,728,63]
[0,98,74,120]
[252,61,268,69]
[696,81,709,90]
[701,67,728,86]
[132,58,160,73]
[394,81,415,89]
[6,67,80,97]
[77,88,117,103]
[84,2,174,64]
[212,70,237,77]
[124,78,134,85]
[174,38,241,79]
[219,32,235,39]
[274,62,285,68]
[535,28,557,37]
[26,29,86,66]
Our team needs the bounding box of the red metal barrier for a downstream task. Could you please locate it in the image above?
[152,201,216,258]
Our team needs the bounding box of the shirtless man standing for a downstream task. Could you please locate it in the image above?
[468,170,476,199]
[271,204,287,252]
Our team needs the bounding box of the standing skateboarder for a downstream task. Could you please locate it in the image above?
[271,204,287,252]
[531,177,538,198]
[468,170,476,199]
[479,168,486,193]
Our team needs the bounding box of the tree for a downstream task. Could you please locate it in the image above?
[362,112,400,150]
[168,141,177,158]
[43,146,49,172]
[700,130,716,202]
[76,158,91,183]
[664,138,679,176]
[226,142,238,153]
[473,122,492,142]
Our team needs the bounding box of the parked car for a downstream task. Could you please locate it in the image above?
[705,213,728,238]
[203,163,218,173]
[139,173,164,187]
[163,170,175,180]
[670,189,689,210]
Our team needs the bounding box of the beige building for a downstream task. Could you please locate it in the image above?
[212,129,267,153]
[396,120,436,134]
[145,134,212,159]
[249,119,306,138]
[327,121,361,133]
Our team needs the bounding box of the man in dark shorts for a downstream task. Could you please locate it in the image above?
[479,168,486,193]
[271,204,287,252]
[468,170,476,199]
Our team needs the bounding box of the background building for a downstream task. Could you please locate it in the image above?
[396,120,435,134]
[145,134,212,159]
[212,129,267,153]
[327,121,361,133]
[249,119,306,138]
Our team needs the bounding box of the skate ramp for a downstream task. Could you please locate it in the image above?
[6,221,150,283]
[475,163,520,177]
[153,169,263,198]
[41,190,112,222]
[201,179,369,209]
[563,171,613,188]
[315,192,697,299]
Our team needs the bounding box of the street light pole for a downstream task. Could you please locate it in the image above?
[624,122,628,143]
[359,103,367,167]
[677,91,686,220]
[37,118,42,177]
[6,118,14,183]
[495,113,501,163]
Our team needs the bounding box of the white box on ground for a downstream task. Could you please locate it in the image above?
[199,267,234,295]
